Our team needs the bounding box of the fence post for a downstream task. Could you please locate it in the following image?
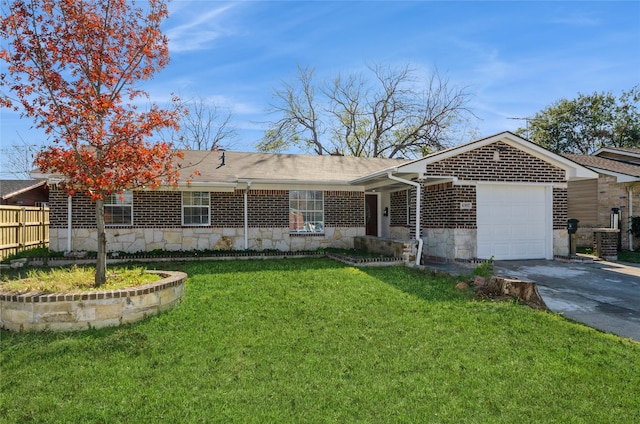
[40,206,45,249]
[21,207,26,252]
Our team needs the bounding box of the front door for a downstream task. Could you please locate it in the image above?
[365,194,378,236]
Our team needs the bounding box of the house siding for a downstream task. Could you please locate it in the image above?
[568,174,640,250]
[425,142,566,183]
[389,190,410,239]
[49,187,365,253]
[423,183,476,228]
[420,142,567,261]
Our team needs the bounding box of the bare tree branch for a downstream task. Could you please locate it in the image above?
[163,96,236,150]
[259,63,476,158]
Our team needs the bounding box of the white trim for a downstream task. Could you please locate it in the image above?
[289,190,325,234]
[587,167,639,183]
[454,180,562,188]
[387,172,423,265]
[350,132,597,186]
[629,185,635,251]
[181,191,211,226]
[593,147,640,161]
[244,182,251,250]
[169,182,236,192]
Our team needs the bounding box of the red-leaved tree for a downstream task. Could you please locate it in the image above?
[1,0,185,286]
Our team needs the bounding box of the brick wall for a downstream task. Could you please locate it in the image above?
[247,190,289,228]
[421,142,567,231]
[426,142,565,183]
[390,190,408,226]
[51,188,363,230]
[325,191,364,226]
[423,183,476,228]
[135,191,181,227]
[553,188,568,230]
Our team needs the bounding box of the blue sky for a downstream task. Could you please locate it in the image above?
[1,0,639,176]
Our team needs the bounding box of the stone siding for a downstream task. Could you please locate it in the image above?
[0,271,186,332]
[50,226,365,253]
[423,228,476,261]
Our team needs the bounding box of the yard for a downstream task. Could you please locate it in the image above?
[1,258,639,423]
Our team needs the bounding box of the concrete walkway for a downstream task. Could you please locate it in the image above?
[424,258,640,342]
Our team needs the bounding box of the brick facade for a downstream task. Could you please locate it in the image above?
[414,142,568,261]
[426,142,566,183]
[423,183,476,228]
[390,190,408,227]
[49,187,367,253]
[324,191,364,227]
[51,188,364,230]
[47,138,579,258]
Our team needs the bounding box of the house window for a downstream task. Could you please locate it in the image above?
[289,190,324,233]
[182,192,210,225]
[104,191,133,225]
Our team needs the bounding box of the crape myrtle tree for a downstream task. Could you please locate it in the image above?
[258,64,475,158]
[0,0,187,286]
[516,86,640,154]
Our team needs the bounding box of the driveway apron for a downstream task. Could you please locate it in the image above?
[494,260,640,342]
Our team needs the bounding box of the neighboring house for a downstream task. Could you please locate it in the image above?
[564,147,640,251]
[0,179,49,206]
[42,132,597,262]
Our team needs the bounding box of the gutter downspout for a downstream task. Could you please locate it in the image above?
[244,182,251,250]
[387,172,423,266]
[630,185,634,251]
[67,195,72,252]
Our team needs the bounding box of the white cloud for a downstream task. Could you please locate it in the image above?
[165,3,237,53]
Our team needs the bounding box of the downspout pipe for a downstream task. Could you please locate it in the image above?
[387,172,424,266]
[67,195,72,252]
[244,182,251,251]
[630,185,634,251]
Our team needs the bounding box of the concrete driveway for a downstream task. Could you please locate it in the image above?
[494,259,640,342]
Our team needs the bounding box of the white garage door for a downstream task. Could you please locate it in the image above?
[476,185,551,260]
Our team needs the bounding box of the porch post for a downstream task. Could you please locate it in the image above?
[387,172,424,265]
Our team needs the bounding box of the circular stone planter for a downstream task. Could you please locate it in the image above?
[0,270,187,332]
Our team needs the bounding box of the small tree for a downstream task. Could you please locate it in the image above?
[1,0,184,286]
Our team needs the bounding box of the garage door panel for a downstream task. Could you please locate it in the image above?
[477,185,550,260]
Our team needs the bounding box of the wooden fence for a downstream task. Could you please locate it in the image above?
[0,206,50,260]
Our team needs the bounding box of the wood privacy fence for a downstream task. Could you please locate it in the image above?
[0,206,50,260]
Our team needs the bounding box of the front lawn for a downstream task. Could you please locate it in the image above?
[1,258,639,422]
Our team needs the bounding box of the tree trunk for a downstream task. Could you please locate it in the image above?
[95,199,107,287]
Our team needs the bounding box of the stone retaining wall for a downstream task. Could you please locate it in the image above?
[0,270,186,332]
[354,236,417,263]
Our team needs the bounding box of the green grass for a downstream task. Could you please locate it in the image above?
[1,258,639,423]
[618,250,640,263]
